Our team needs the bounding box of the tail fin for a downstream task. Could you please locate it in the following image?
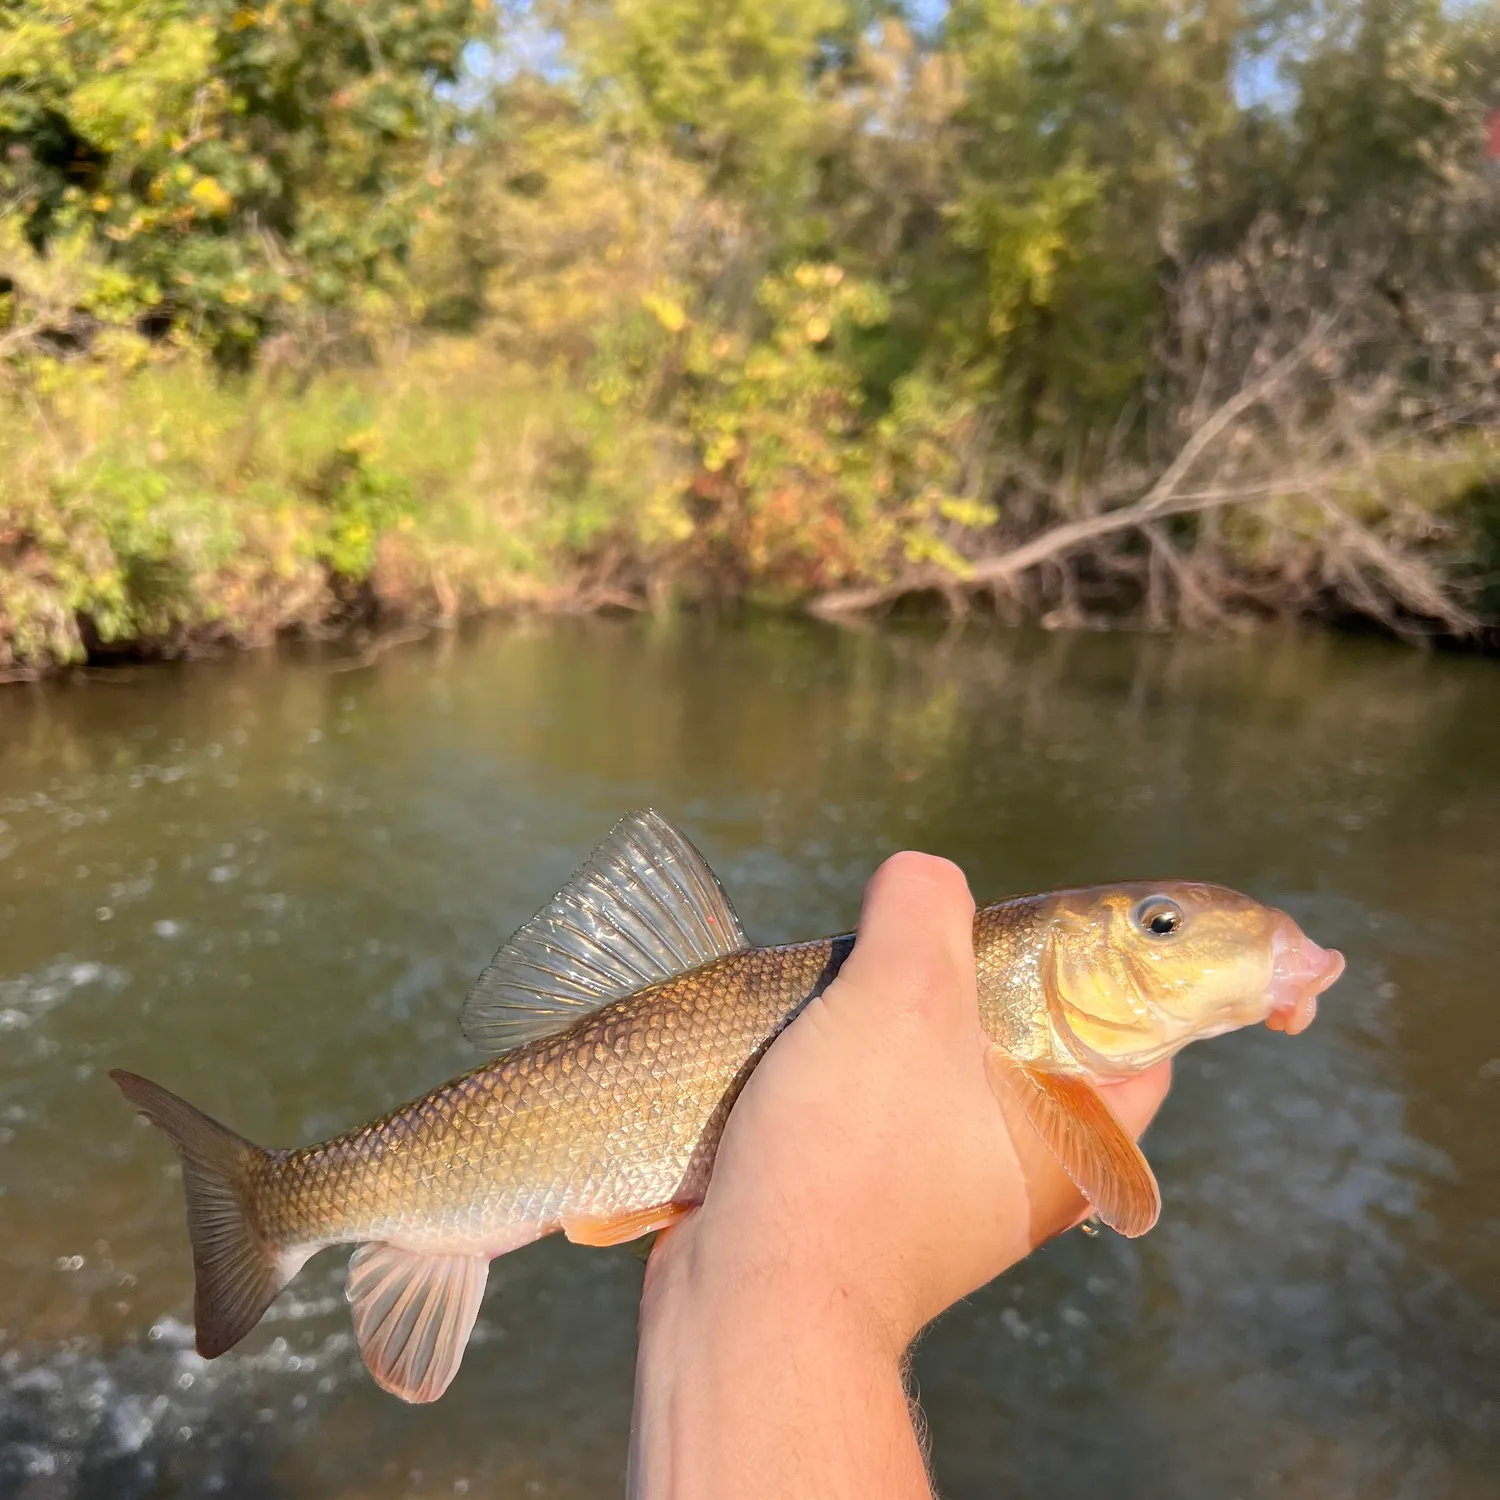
[111,1069,289,1358]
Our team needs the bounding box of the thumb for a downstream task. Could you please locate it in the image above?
[828,851,978,1040]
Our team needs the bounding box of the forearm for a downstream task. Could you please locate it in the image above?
[629,1240,934,1500]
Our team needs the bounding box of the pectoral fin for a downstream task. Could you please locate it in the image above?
[561,1203,694,1248]
[346,1244,489,1404]
[983,1050,1161,1238]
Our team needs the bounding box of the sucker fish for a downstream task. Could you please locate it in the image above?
[111,810,1345,1403]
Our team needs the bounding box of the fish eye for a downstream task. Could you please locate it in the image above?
[1133,896,1184,939]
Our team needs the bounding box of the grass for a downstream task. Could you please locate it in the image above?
[0,340,687,672]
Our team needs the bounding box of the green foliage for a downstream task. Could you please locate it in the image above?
[564,0,848,211]
[307,431,418,580]
[0,342,674,668]
[662,261,992,597]
[0,0,481,359]
[2,0,1497,668]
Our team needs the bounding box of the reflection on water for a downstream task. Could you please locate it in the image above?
[0,618,1496,1499]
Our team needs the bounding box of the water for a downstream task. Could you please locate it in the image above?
[0,617,1496,1500]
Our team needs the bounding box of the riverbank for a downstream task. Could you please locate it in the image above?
[3,337,1498,681]
[0,343,592,679]
[8,0,1497,679]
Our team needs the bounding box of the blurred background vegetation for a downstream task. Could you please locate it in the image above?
[2,0,1498,673]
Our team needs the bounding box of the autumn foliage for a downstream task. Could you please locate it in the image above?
[1,0,1497,669]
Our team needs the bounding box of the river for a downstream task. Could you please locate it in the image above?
[0,616,1496,1499]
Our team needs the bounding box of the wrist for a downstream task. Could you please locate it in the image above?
[644,1215,912,1367]
[631,1222,929,1500]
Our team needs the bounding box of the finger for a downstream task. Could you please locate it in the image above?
[1095,1059,1173,1139]
[832,851,976,1032]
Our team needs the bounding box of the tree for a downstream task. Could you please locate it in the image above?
[0,0,484,361]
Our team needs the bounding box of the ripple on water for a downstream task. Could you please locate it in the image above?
[0,1318,362,1500]
[0,960,126,1020]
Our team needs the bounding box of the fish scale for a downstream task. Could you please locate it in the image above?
[252,937,841,1253]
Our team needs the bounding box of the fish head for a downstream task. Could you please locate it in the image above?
[1041,881,1345,1074]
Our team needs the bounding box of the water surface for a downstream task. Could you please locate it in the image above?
[1,618,1496,1498]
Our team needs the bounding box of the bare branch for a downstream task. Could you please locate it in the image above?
[811,197,1496,635]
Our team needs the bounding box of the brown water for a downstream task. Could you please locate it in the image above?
[0,616,1496,1500]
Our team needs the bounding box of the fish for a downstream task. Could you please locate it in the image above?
[111,809,1345,1404]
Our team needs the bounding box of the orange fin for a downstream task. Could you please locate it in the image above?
[561,1203,694,1248]
[984,1050,1161,1238]
[346,1244,489,1404]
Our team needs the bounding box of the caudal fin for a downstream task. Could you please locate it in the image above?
[111,1069,290,1358]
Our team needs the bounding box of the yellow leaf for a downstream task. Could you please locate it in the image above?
[643,293,687,333]
[189,178,233,215]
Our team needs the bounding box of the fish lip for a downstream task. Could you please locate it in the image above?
[1265,915,1345,1035]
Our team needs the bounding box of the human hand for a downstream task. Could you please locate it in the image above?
[630,852,1170,1498]
[646,850,1171,1353]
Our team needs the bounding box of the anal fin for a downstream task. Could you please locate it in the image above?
[346,1244,489,1404]
[561,1203,694,1248]
[984,1050,1161,1238]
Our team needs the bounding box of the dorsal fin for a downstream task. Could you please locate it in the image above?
[461,809,748,1053]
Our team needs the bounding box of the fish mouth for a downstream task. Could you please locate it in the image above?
[1265,914,1345,1035]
